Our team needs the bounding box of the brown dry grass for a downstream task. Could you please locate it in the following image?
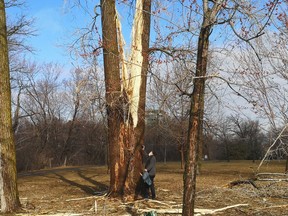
[14,160,288,215]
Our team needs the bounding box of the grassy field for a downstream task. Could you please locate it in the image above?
[16,160,288,215]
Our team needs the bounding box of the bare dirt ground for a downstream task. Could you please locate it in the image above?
[13,161,288,215]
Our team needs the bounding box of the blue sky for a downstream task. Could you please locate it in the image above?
[5,0,210,68]
[6,0,284,126]
[6,0,96,67]
[6,0,141,70]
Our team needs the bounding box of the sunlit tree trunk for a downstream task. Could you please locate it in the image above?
[182,1,222,214]
[183,25,211,216]
[100,0,151,199]
[100,0,125,196]
[0,0,21,212]
[123,0,151,199]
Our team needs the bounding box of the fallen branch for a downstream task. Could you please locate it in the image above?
[257,178,288,182]
[146,199,173,207]
[137,204,248,215]
[227,172,288,189]
[66,195,106,202]
[257,124,288,172]
[66,196,97,201]
[195,204,249,215]
[256,173,288,182]
[16,214,83,216]
[256,173,288,177]
[140,208,181,214]
[226,179,258,189]
[258,204,288,210]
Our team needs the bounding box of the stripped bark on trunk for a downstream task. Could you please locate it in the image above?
[101,0,125,195]
[101,0,151,199]
[123,0,151,199]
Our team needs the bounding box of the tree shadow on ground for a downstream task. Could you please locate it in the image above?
[51,170,108,196]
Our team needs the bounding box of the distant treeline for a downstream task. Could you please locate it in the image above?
[15,114,282,172]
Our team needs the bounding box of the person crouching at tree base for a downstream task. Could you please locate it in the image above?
[142,147,157,199]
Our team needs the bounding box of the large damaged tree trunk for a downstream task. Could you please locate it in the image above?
[100,0,151,199]
[0,0,21,212]
[101,0,125,196]
[123,0,151,199]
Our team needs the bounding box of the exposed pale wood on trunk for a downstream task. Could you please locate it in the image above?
[101,0,151,199]
[122,0,151,199]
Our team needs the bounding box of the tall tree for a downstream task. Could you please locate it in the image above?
[122,0,152,198]
[182,0,280,214]
[221,0,287,169]
[100,0,123,196]
[100,0,151,199]
[183,1,224,215]
[0,0,21,212]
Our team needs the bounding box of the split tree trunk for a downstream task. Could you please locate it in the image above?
[123,0,151,199]
[100,0,125,196]
[100,0,151,199]
[0,0,21,212]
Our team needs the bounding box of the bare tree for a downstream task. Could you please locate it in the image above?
[5,0,35,73]
[147,60,191,168]
[72,0,281,212]
[60,65,106,165]
[180,0,280,214]
[182,1,225,214]
[18,63,65,167]
[229,116,264,162]
[0,0,21,212]
[6,0,35,135]
[60,68,84,165]
[226,2,288,169]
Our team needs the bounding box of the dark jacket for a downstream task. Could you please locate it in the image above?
[145,155,156,177]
